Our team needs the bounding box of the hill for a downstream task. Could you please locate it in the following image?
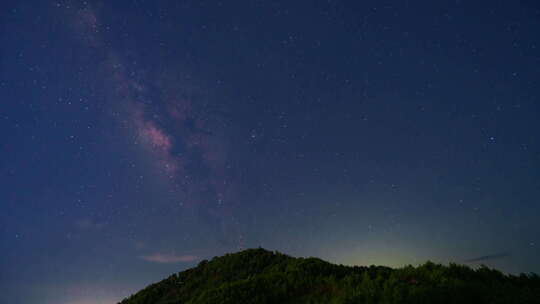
[119,248,540,304]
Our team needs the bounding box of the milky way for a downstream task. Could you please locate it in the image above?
[66,4,246,248]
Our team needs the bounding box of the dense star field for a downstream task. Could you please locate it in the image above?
[1,1,539,303]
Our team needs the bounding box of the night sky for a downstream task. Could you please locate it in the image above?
[1,1,540,303]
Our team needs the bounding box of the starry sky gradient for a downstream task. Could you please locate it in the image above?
[1,1,540,303]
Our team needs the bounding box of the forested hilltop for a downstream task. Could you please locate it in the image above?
[120,248,540,304]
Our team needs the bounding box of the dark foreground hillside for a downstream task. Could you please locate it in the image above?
[120,248,540,304]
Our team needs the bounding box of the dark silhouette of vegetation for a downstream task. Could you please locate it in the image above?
[120,248,540,304]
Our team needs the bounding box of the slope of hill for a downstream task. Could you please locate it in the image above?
[120,248,540,304]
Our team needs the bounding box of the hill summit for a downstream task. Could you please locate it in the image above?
[120,248,540,304]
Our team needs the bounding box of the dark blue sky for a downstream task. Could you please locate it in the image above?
[1,1,540,303]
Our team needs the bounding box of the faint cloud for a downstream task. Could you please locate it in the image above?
[464,252,510,263]
[62,299,118,304]
[140,253,199,263]
[75,219,106,231]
